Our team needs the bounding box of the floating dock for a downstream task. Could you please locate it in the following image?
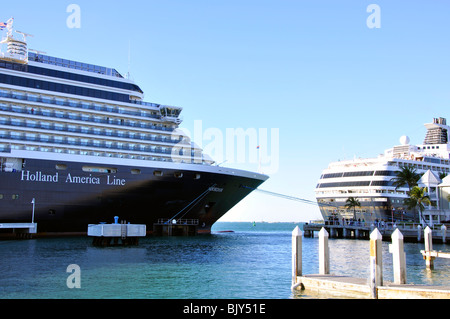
[292,226,450,299]
[88,217,146,246]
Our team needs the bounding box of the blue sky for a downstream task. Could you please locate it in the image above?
[2,1,449,222]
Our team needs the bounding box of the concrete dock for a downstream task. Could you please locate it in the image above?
[88,217,146,246]
[0,223,37,239]
[292,226,450,299]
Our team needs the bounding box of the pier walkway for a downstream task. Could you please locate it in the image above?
[298,274,450,299]
[303,220,448,243]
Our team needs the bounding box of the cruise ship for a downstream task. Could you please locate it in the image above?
[315,117,450,224]
[0,19,268,235]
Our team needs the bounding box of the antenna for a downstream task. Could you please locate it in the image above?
[29,49,47,55]
[16,30,34,42]
[127,39,131,79]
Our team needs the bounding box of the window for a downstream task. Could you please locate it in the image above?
[82,166,117,173]
[153,170,163,177]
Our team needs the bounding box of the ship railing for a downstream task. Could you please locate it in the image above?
[309,219,325,225]
[324,219,372,227]
[0,117,184,145]
[0,90,184,132]
[320,219,448,231]
[0,129,186,153]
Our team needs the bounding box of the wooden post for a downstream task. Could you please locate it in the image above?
[424,226,434,270]
[319,227,330,275]
[369,228,383,299]
[292,226,303,286]
[390,228,407,284]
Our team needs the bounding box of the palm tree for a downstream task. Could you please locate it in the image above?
[345,197,361,220]
[404,186,433,225]
[391,166,421,192]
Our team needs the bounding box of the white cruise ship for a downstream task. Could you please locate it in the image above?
[0,19,268,236]
[315,117,450,224]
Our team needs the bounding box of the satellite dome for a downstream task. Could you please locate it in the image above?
[399,135,410,145]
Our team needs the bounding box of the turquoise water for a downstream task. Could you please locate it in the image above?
[0,222,448,299]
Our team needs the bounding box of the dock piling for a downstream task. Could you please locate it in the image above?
[370,228,383,299]
[424,226,434,270]
[292,226,303,288]
[319,227,330,275]
[389,228,407,284]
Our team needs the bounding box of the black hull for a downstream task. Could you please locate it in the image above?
[0,158,266,235]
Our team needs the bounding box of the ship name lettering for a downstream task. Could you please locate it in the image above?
[107,175,126,186]
[65,173,100,185]
[21,170,59,183]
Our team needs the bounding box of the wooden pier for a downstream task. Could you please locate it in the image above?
[303,221,448,243]
[292,226,450,299]
[420,226,450,270]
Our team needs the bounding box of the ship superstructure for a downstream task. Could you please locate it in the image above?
[0,19,268,235]
[315,117,450,224]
